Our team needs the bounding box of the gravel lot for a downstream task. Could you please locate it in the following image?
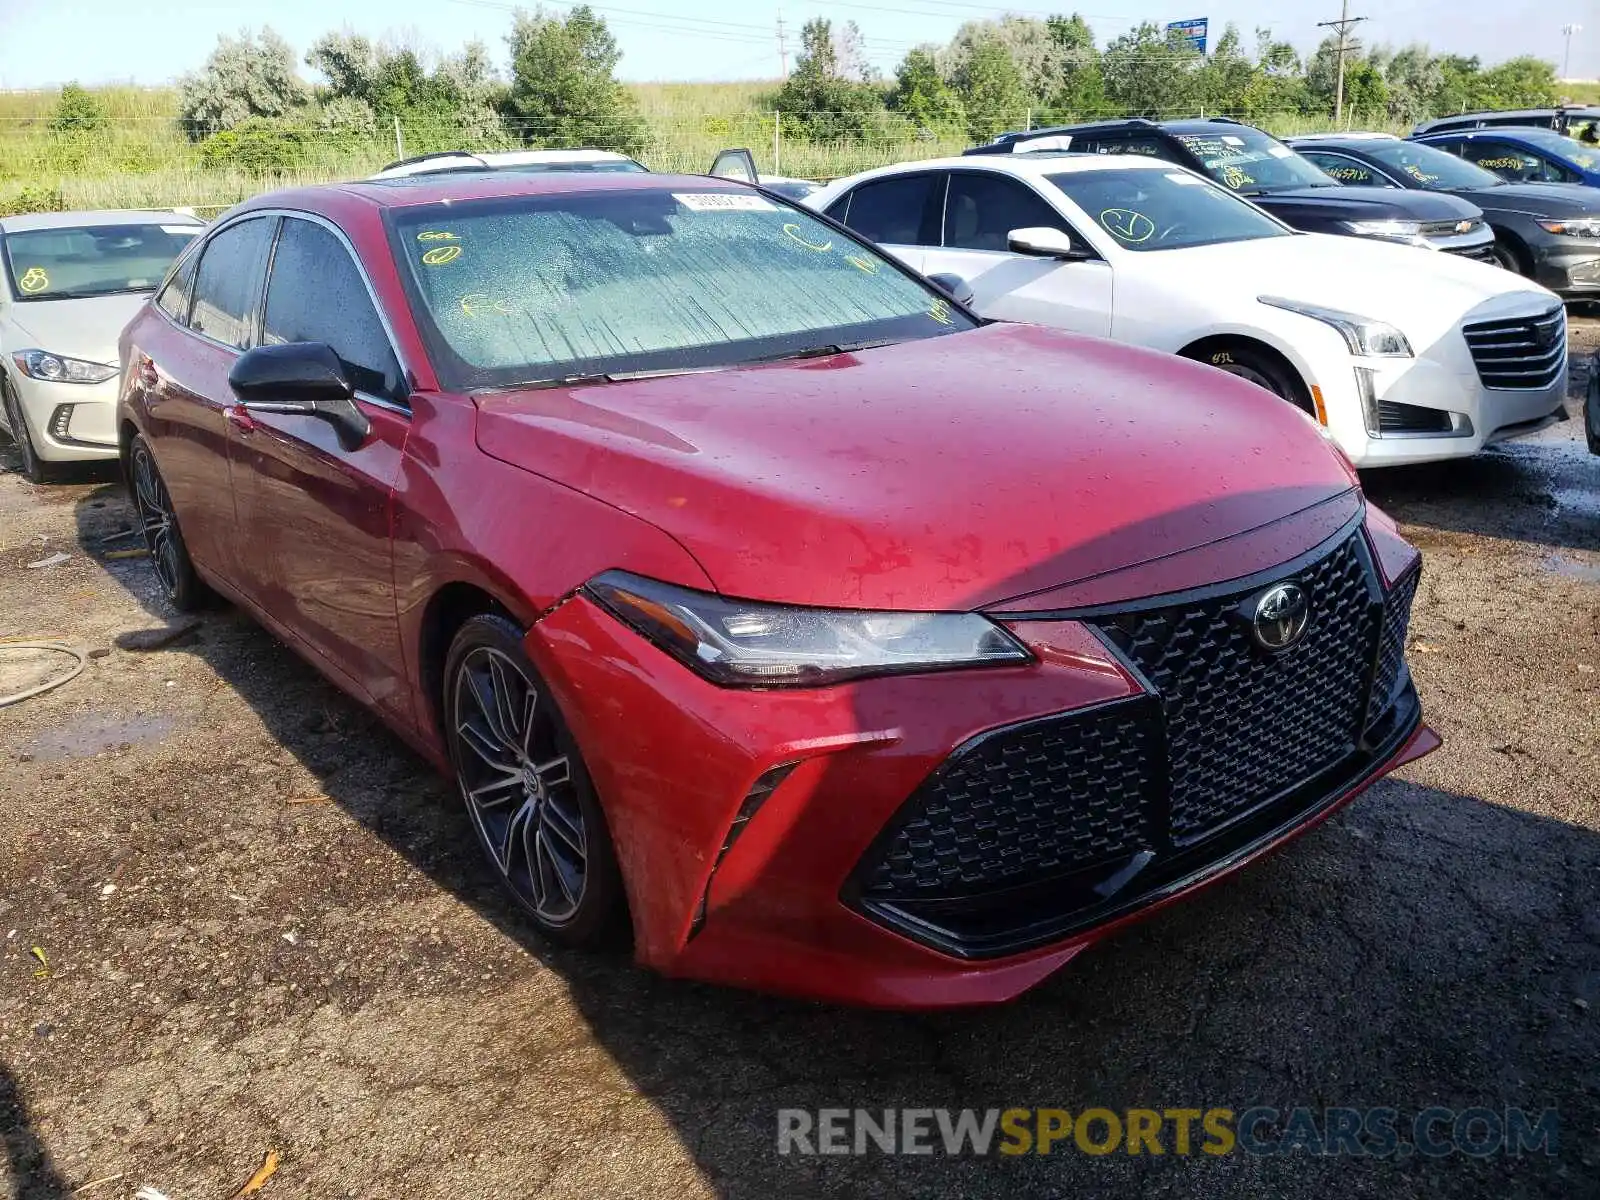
[2,315,1598,1200]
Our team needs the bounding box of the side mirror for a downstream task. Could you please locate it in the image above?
[1007,226,1092,260]
[925,272,975,305]
[228,342,371,449]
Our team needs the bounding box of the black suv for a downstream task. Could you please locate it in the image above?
[967,117,1496,261]
[1413,106,1600,139]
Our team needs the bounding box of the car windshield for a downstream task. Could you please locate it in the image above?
[1361,140,1503,189]
[388,186,972,389]
[1170,128,1336,194]
[2,222,198,302]
[1046,168,1292,252]
[1500,127,1600,171]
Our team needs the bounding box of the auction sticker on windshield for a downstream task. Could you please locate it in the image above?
[673,193,778,211]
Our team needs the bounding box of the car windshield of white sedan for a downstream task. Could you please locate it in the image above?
[1172,130,1337,194]
[3,223,198,302]
[390,189,971,388]
[1354,141,1500,189]
[1046,170,1292,252]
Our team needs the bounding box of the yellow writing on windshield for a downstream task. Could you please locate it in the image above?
[1098,208,1155,244]
[421,244,463,266]
[18,267,49,293]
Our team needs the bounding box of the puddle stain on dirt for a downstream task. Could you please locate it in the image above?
[22,711,178,761]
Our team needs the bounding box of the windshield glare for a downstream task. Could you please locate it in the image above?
[1173,129,1334,193]
[1047,168,1291,252]
[389,188,969,389]
[3,223,198,301]
[1363,140,1503,189]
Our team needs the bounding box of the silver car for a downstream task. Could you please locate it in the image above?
[0,210,202,481]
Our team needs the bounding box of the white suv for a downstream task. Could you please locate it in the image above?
[807,154,1568,468]
[0,210,202,481]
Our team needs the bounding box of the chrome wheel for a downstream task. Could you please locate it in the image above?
[130,440,181,598]
[453,645,588,925]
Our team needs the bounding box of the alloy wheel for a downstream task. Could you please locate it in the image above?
[452,645,588,925]
[130,441,182,597]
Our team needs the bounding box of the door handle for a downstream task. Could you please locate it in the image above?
[224,406,257,435]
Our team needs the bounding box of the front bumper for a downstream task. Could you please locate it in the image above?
[528,516,1436,1008]
[1533,239,1600,298]
[6,371,120,462]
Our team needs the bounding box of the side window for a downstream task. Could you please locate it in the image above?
[1465,141,1543,182]
[837,173,942,246]
[190,217,276,349]
[1301,152,1382,186]
[155,246,200,324]
[944,173,1073,252]
[262,218,404,400]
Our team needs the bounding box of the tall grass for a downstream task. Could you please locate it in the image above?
[0,80,1424,215]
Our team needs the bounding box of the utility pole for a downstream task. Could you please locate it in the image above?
[1317,0,1367,128]
[776,10,789,79]
[1561,24,1583,78]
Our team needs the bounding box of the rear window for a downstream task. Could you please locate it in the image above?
[387,187,970,390]
[3,222,199,302]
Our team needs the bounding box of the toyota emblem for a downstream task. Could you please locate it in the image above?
[1251,582,1310,651]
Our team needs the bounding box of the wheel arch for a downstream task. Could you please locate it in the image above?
[1485,224,1535,276]
[415,578,521,743]
[1177,332,1317,416]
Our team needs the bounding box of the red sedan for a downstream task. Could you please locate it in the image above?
[116,171,1436,1008]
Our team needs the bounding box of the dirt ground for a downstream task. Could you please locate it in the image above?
[2,316,1599,1200]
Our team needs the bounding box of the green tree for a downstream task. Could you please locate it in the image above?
[775,18,886,140]
[197,116,309,172]
[1042,13,1109,121]
[504,6,645,154]
[1196,24,1256,116]
[888,48,965,130]
[50,83,105,133]
[308,33,507,151]
[944,17,1065,106]
[1101,23,1201,117]
[1434,54,1484,115]
[177,28,311,141]
[1305,34,1388,121]
[953,38,1029,141]
[1476,56,1559,107]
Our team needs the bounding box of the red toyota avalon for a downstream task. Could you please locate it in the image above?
[117,171,1437,1008]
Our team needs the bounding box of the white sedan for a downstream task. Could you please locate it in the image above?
[806,154,1568,468]
[1,210,202,481]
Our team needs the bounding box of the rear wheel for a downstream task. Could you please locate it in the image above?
[127,434,209,611]
[1,377,57,484]
[443,613,625,947]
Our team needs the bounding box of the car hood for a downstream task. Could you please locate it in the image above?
[1251,184,1479,220]
[1143,232,1557,336]
[3,293,150,364]
[473,324,1357,612]
[1454,181,1600,216]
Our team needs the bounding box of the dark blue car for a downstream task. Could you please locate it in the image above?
[1413,127,1600,189]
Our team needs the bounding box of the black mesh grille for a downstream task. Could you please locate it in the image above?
[1368,565,1420,726]
[1378,400,1453,434]
[859,699,1160,899]
[1095,535,1377,843]
[1462,306,1566,390]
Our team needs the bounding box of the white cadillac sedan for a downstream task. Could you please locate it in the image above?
[807,154,1568,468]
[0,210,202,481]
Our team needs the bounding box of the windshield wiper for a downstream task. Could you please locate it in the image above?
[758,337,903,364]
[21,286,153,300]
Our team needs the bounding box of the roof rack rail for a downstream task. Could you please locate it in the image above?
[377,150,490,172]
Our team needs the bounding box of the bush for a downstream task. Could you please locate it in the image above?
[0,185,66,217]
[197,117,308,173]
[51,83,105,133]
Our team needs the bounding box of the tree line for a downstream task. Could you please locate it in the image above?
[49,6,1568,171]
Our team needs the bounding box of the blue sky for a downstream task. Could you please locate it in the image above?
[0,0,1594,89]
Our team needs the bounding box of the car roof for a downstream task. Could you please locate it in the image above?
[1289,132,1399,143]
[827,154,1184,190]
[0,209,206,234]
[238,172,761,215]
[371,148,640,178]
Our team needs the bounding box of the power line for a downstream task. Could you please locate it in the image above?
[1316,0,1367,128]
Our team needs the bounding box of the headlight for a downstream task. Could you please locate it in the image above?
[11,350,117,384]
[1258,296,1414,358]
[585,570,1032,687]
[1537,217,1600,237]
[1342,219,1425,243]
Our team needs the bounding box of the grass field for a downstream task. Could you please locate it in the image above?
[0,79,1542,215]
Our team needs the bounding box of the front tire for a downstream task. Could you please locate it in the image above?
[1585,355,1600,456]
[127,434,209,612]
[1488,238,1529,276]
[1194,344,1308,411]
[1,377,57,484]
[443,613,625,947]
